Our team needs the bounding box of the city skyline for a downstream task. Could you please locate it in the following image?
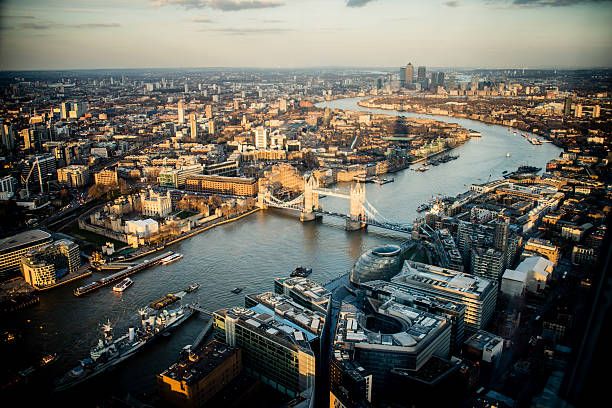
[1,0,612,70]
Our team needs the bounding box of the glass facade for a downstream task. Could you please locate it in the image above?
[350,245,403,285]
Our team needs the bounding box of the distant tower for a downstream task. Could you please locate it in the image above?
[208,120,215,136]
[255,126,267,149]
[417,66,426,83]
[206,104,213,119]
[189,113,197,139]
[178,100,185,125]
[404,63,414,86]
[471,75,479,91]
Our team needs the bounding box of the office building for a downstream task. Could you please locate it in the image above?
[523,238,560,264]
[254,126,268,149]
[332,300,450,402]
[206,104,213,119]
[94,169,118,186]
[212,303,316,398]
[470,246,505,283]
[57,165,90,188]
[189,113,197,139]
[158,165,203,188]
[21,239,80,288]
[21,154,57,193]
[208,120,215,136]
[350,245,403,286]
[185,175,258,197]
[391,261,497,333]
[274,276,331,315]
[279,98,287,112]
[140,188,172,218]
[400,63,414,87]
[245,291,326,338]
[360,280,466,354]
[204,161,238,177]
[60,102,69,120]
[471,75,479,91]
[0,175,16,200]
[1,121,14,150]
[463,330,504,364]
[501,256,553,295]
[157,340,242,408]
[0,230,53,280]
[178,100,185,125]
[417,66,426,83]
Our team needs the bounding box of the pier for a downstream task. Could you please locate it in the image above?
[74,251,174,296]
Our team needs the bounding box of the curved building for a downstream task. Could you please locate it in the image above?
[350,245,403,285]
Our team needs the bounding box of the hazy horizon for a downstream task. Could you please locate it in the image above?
[1,0,612,71]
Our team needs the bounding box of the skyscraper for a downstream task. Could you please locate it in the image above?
[401,63,414,87]
[206,104,213,119]
[177,100,184,125]
[471,75,479,91]
[417,66,426,82]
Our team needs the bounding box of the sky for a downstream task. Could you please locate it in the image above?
[0,0,611,70]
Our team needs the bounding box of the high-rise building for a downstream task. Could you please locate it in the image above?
[417,66,427,82]
[212,302,317,398]
[60,102,69,120]
[563,97,572,116]
[189,113,197,139]
[94,169,118,186]
[20,154,56,194]
[400,63,414,87]
[21,239,80,289]
[254,126,267,149]
[1,121,15,150]
[274,276,331,315]
[471,246,505,283]
[391,261,497,333]
[208,120,215,136]
[57,165,90,188]
[206,104,213,119]
[178,100,185,125]
[279,98,287,112]
[471,75,479,91]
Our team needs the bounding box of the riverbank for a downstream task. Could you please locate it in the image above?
[357,98,564,147]
[116,208,262,263]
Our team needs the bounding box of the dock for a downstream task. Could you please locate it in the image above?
[74,251,174,296]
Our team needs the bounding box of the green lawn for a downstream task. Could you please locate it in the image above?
[175,210,197,219]
[66,223,125,248]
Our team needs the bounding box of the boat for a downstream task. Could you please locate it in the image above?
[149,293,181,310]
[231,287,243,294]
[54,305,194,392]
[416,203,430,212]
[161,253,183,265]
[185,283,200,293]
[290,266,312,278]
[517,165,541,173]
[529,137,542,145]
[506,152,511,157]
[112,278,133,292]
[41,353,58,366]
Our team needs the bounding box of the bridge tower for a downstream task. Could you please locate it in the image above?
[257,187,270,209]
[346,182,366,230]
[301,174,321,222]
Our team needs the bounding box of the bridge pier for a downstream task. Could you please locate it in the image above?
[345,219,367,231]
[300,211,322,222]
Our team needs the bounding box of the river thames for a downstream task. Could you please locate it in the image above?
[3,97,562,402]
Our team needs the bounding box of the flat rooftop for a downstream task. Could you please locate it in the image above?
[392,261,494,297]
[0,229,51,254]
[159,340,238,386]
[276,276,331,305]
[247,292,326,336]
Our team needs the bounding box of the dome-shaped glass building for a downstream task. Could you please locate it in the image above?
[350,245,403,285]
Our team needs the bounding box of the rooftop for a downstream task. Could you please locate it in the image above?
[392,261,495,298]
[159,340,239,386]
[0,229,52,254]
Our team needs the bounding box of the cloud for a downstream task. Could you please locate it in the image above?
[191,17,214,23]
[72,23,121,28]
[445,0,460,6]
[201,27,293,34]
[346,0,377,6]
[17,23,54,30]
[14,22,121,30]
[150,0,285,11]
[492,0,612,6]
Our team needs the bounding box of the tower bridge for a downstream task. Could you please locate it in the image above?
[258,175,413,233]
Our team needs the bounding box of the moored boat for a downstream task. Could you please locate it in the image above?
[161,253,183,265]
[112,278,133,292]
